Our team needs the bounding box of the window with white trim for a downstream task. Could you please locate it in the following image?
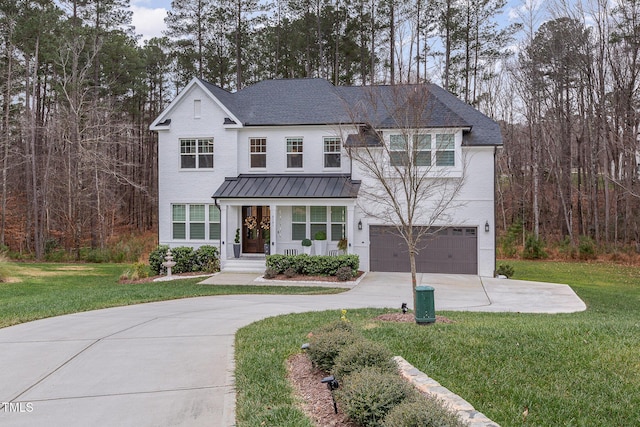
[180,138,214,169]
[209,205,221,239]
[291,206,347,241]
[390,134,433,167]
[250,138,267,168]
[310,206,327,239]
[292,206,306,240]
[286,137,303,168]
[172,204,221,240]
[435,134,455,166]
[330,206,346,241]
[324,137,341,168]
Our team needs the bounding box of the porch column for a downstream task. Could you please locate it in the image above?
[347,205,355,255]
[270,204,277,254]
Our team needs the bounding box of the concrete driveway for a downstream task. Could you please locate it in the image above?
[0,273,585,426]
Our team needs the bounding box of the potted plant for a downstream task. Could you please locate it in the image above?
[337,238,348,254]
[301,238,312,255]
[314,230,327,255]
[233,228,241,258]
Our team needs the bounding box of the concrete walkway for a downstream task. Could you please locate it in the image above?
[0,273,585,426]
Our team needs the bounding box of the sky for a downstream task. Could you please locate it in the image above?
[130,0,171,44]
[129,0,529,46]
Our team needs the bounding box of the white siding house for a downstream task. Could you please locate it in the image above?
[150,78,502,276]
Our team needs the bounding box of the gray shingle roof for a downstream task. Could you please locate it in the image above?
[197,78,501,146]
[212,174,361,199]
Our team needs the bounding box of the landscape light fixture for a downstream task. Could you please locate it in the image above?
[401,303,408,314]
[321,375,340,414]
[358,220,362,230]
[485,221,490,233]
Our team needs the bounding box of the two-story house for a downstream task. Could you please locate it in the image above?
[150,78,502,276]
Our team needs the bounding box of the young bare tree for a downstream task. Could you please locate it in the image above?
[340,84,468,314]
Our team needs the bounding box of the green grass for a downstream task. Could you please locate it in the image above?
[235,260,640,427]
[0,262,345,329]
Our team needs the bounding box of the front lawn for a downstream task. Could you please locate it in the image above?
[0,262,345,328]
[235,260,640,426]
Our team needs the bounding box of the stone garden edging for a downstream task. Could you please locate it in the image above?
[394,356,501,427]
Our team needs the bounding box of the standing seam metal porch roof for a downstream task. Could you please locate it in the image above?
[212,174,361,199]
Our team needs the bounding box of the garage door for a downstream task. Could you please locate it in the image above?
[369,226,477,274]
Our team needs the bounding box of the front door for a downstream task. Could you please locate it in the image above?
[242,206,270,254]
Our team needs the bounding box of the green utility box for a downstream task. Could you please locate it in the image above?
[415,285,436,324]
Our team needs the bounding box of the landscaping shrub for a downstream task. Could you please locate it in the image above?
[284,267,297,278]
[307,328,362,372]
[522,234,547,259]
[499,221,522,258]
[265,254,359,276]
[495,263,514,278]
[149,245,220,275]
[382,396,467,427]
[263,268,277,279]
[332,339,397,381]
[194,245,220,272]
[336,367,417,427]
[336,266,353,281]
[149,245,170,275]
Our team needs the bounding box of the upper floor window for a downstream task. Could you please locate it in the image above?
[389,133,453,167]
[324,137,341,168]
[287,137,303,168]
[180,138,214,169]
[250,138,267,168]
[435,134,455,166]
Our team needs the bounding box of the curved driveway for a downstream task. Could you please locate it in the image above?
[0,273,585,426]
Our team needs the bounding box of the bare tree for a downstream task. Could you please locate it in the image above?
[340,84,467,314]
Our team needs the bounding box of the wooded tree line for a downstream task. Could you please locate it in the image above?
[0,0,639,258]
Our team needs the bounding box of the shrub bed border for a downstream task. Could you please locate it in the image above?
[394,356,500,427]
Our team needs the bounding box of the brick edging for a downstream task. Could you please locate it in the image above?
[394,356,501,427]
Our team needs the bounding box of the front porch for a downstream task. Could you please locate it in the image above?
[222,254,266,273]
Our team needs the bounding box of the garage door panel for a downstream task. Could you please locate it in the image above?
[369,226,477,274]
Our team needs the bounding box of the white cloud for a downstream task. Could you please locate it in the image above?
[131,4,168,44]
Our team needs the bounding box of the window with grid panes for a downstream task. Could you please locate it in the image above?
[172,204,186,239]
[292,206,306,240]
[323,137,341,168]
[330,206,346,241]
[189,204,205,239]
[209,205,221,239]
[286,138,303,168]
[414,134,431,166]
[180,138,213,169]
[250,138,266,168]
[389,134,408,166]
[310,206,327,238]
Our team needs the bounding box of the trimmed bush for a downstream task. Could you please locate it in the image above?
[265,254,359,276]
[336,367,417,427]
[307,328,362,372]
[332,339,397,381]
[284,267,297,278]
[382,396,467,427]
[149,245,170,275]
[149,245,220,275]
[194,245,220,272]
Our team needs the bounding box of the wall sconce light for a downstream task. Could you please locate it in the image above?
[358,220,363,231]
[485,221,490,233]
